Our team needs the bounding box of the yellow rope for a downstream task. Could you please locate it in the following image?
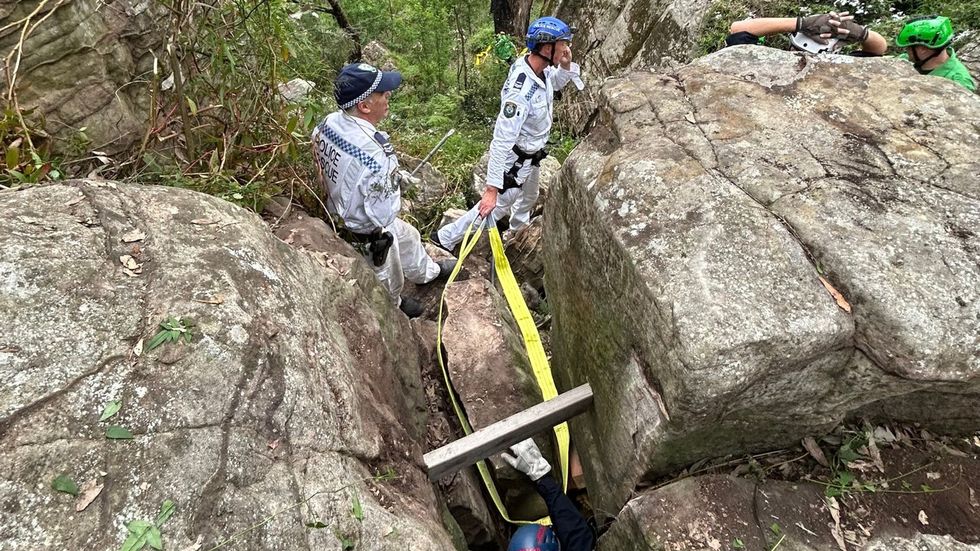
[435,219,569,524]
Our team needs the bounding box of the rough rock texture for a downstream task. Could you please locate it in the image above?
[441,277,554,519]
[865,535,980,551]
[412,319,509,550]
[0,0,166,154]
[0,181,454,549]
[504,216,545,292]
[597,472,980,551]
[548,0,713,131]
[401,154,451,222]
[955,32,980,89]
[544,47,980,517]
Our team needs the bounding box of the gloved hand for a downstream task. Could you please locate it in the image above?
[834,14,869,43]
[796,13,836,44]
[501,438,552,481]
[394,169,421,190]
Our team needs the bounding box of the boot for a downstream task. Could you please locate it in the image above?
[399,296,424,318]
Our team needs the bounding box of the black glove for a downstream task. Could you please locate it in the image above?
[836,17,869,42]
[796,13,835,44]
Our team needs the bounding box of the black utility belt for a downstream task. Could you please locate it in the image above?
[502,145,548,190]
[337,226,394,267]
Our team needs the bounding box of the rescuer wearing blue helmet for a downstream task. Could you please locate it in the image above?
[503,438,595,551]
[433,16,585,251]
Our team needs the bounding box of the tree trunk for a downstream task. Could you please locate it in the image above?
[490,0,532,38]
[324,0,362,62]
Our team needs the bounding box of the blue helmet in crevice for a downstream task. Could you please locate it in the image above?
[526,16,575,51]
[508,524,559,551]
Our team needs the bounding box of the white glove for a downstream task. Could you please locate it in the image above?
[501,438,551,481]
[395,169,421,190]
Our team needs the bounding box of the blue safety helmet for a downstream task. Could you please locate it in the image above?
[508,524,559,551]
[526,16,575,51]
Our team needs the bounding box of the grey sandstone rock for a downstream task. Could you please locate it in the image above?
[549,0,714,131]
[0,0,167,154]
[597,474,980,551]
[0,181,455,550]
[864,535,980,551]
[544,47,980,518]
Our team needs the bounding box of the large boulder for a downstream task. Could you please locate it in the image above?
[0,0,166,154]
[0,181,455,549]
[544,47,980,518]
[548,0,713,131]
[598,471,980,550]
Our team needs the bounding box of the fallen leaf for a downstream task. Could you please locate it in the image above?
[803,436,830,467]
[918,510,929,525]
[99,399,122,422]
[818,276,852,313]
[969,488,978,509]
[106,426,134,440]
[119,255,139,270]
[268,439,280,450]
[52,474,79,496]
[190,218,218,225]
[179,535,204,551]
[74,479,104,511]
[826,496,847,551]
[873,426,898,444]
[133,339,144,357]
[685,111,697,124]
[866,432,885,473]
[121,230,146,243]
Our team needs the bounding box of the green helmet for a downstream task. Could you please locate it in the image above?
[896,15,954,49]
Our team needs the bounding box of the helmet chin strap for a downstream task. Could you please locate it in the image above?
[531,45,557,67]
[911,47,944,72]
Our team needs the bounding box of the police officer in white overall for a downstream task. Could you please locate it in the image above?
[312,63,455,318]
[433,17,584,250]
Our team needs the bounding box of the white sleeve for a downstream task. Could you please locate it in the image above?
[361,151,399,229]
[486,90,531,190]
[547,62,585,91]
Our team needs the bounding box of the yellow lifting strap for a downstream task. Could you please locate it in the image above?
[435,219,570,525]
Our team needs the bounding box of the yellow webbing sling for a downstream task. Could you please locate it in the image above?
[435,220,570,525]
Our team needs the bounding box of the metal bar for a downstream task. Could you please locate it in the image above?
[424,383,593,481]
[408,128,456,178]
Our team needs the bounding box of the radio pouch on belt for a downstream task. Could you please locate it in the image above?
[369,231,394,267]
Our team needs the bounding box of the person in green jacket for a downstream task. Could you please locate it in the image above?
[896,15,976,92]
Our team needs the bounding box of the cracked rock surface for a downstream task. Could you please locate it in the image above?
[0,181,454,550]
[544,46,980,518]
[0,0,166,155]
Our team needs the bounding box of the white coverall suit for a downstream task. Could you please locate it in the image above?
[437,55,584,248]
[312,111,440,303]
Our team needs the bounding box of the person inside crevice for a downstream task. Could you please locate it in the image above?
[503,438,595,551]
[896,15,976,91]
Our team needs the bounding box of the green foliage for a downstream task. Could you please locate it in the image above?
[106,426,135,440]
[351,491,364,521]
[147,317,194,351]
[119,500,175,551]
[51,474,79,496]
[100,399,123,422]
[0,107,67,188]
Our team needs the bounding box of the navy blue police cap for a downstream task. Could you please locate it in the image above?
[335,63,402,110]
